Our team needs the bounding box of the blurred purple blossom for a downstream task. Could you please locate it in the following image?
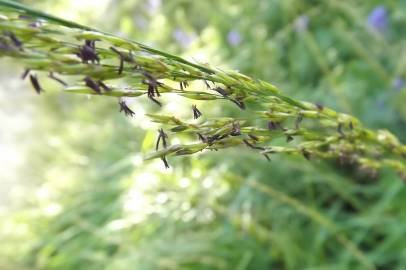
[392,77,404,91]
[146,0,161,14]
[295,15,309,33]
[134,17,147,30]
[173,28,195,48]
[367,6,388,33]
[227,30,242,46]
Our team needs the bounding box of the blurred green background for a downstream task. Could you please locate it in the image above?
[1,0,406,269]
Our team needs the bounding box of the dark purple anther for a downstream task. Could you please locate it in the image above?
[231,98,246,110]
[192,105,202,119]
[98,80,110,92]
[142,72,163,106]
[197,133,207,143]
[29,74,43,94]
[315,103,324,111]
[84,77,101,94]
[230,122,241,136]
[49,72,67,86]
[119,99,135,117]
[21,69,30,80]
[110,47,125,74]
[5,31,23,49]
[213,87,229,97]
[179,80,189,91]
[203,80,212,89]
[268,121,280,131]
[77,40,99,64]
[156,128,168,150]
[243,139,265,151]
[161,156,170,169]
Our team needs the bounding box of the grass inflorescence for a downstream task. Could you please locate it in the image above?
[0,0,405,179]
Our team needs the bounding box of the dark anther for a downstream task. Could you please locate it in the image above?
[295,114,303,129]
[217,134,229,140]
[18,16,42,27]
[85,40,96,50]
[84,77,101,94]
[248,134,259,141]
[207,134,220,145]
[77,40,99,64]
[98,80,111,92]
[243,139,265,151]
[206,133,229,145]
[180,80,189,91]
[315,103,324,111]
[203,80,212,89]
[18,15,33,20]
[230,122,241,136]
[231,98,246,110]
[110,47,124,74]
[197,133,207,143]
[49,72,67,86]
[29,21,42,28]
[263,154,271,162]
[142,72,163,106]
[286,135,294,143]
[119,99,135,117]
[147,82,161,97]
[192,104,202,119]
[302,149,311,161]
[29,74,43,94]
[4,31,23,49]
[337,123,345,137]
[161,156,170,169]
[349,121,354,130]
[148,95,162,107]
[268,121,280,131]
[213,87,229,97]
[156,128,169,150]
[21,69,30,80]
[143,72,163,96]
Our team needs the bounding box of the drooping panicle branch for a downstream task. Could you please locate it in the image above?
[0,3,405,176]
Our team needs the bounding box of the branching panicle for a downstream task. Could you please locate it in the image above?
[0,5,405,179]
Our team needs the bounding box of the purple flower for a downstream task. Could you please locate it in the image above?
[146,0,161,14]
[295,15,309,33]
[227,30,242,46]
[134,17,147,30]
[367,6,388,33]
[173,28,195,48]
[392,77,404,91]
